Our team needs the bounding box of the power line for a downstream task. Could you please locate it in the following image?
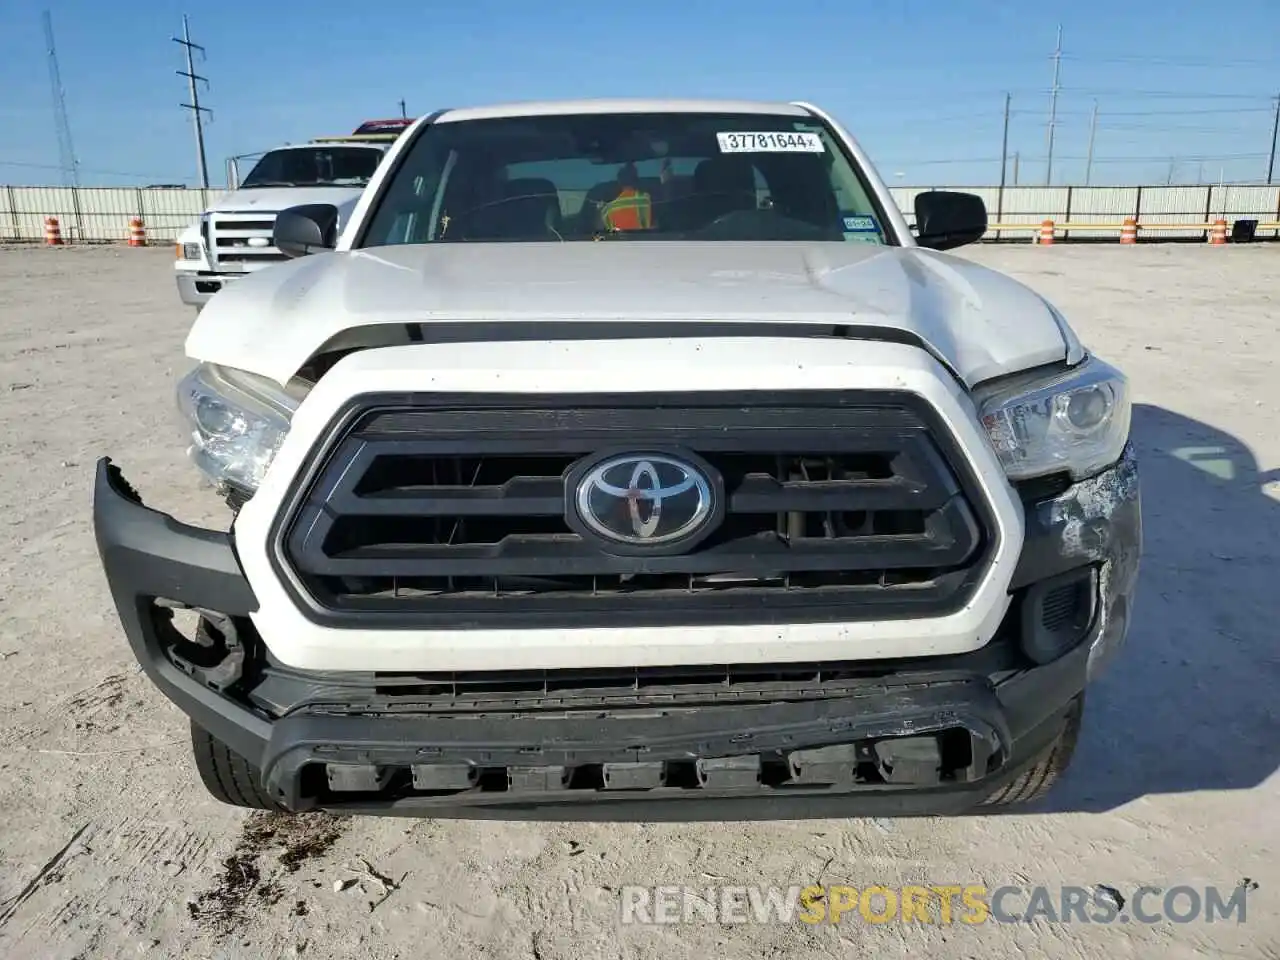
[1081,152,1269,163]
[1060,53,1277,67]
[173,15,211,190]
[879,151,1270,166]
[1016,106,1272,118]
[0,159,187,180]
[1094,122,1268,132]
[1059,88,1270,100]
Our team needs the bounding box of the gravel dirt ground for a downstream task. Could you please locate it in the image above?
[0,242,1276,959]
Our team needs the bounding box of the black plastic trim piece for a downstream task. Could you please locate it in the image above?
[91,458,270,764]
[1018,566,1098,665]
[371,320,935,351]
[90,448,1137,821]
[259,678,1013,807]
[258,645,1090,817]
[94,459,258,615]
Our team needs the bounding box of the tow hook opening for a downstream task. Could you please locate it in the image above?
[150,600,247,693]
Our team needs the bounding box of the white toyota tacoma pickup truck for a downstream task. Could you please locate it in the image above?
[94,98,1141,819]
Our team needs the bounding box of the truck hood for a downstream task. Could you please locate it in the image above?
[205,185,367,213]
[187,242,1079,388]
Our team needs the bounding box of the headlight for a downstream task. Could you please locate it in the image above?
[176,363,304,492]
[975,355,1131,481]
[179,242,202,261]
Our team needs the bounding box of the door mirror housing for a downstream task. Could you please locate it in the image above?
[913,191,987,250]
[273,204,339,258]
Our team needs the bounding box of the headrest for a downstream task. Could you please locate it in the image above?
[693,156,756,193]
[504,177,558,199]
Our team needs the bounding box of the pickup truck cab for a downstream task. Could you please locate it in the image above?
[96,99,1140,819]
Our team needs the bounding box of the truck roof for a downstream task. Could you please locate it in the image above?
[434,98,813,124]
[262,140,387,150]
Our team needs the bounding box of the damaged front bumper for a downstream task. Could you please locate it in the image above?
[91,448,1140,819]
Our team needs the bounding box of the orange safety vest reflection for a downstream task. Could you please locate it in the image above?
[601,187,653,231]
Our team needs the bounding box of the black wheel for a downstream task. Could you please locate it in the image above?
[981,695,1083,807]
[190,721,287,811]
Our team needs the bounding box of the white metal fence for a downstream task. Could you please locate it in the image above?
[888,185,1280,241]
[0,186,219,244]
[3,184,1279,244]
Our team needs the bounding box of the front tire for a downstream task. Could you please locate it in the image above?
[190,721,286,811]
[981,695,1083,807]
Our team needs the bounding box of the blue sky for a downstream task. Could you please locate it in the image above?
[1,0,1277,188]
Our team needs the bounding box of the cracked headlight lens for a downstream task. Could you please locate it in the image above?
[975,355,1131,481]
[176,363,304,492]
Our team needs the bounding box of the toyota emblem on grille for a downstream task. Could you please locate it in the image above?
[569,451,722,552]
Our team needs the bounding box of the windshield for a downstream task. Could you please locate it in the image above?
[358,112,892,246]
[240,146,382,188]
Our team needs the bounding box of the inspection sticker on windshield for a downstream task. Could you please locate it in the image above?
[717,131,824,153]
[843,215,879,232]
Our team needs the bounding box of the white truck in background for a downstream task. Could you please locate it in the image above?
[174,120,413,310]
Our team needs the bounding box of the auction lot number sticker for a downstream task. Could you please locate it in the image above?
[717,131,825,153]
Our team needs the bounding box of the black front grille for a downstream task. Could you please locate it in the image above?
[214,219,275,232]
[272,392,996,628]
[214,252,290,263]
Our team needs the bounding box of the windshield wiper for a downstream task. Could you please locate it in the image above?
[240,180,296,188]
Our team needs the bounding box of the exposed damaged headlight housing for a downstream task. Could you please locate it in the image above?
[176,363,304,493]
[975,355,1131,481]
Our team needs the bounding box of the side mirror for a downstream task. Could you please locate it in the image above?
[273,204,339,258]
[913,191,987,251]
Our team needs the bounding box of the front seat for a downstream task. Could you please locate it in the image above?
[463,177,562,240]
[689,156,758,226]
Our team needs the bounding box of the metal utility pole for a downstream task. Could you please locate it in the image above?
[42,10,79,187]
[1045,24,1063,185]
[997,93,1011,222]
[1267,94,1279,184]
[399,99,407,119]
[1013,151,1020,185]
[1084,100,1098,185]
[173,15,211,190]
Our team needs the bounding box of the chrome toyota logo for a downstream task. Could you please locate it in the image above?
[573,453,716,548]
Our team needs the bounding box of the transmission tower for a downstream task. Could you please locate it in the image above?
[173,15,212,190]
[42,10,79,187]
[1045,24,1063,185]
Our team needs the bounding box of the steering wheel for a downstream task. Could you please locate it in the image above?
[698,206,832,239]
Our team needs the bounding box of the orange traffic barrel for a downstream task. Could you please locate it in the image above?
[1038,219,1055,245]
[44,216,63,246]
[1120,218,1137,244]
[1209,219,1227,245]
[128,217,146,247]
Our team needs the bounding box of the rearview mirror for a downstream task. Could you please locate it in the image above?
[913,191,987,251]
[274,204,339,258]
